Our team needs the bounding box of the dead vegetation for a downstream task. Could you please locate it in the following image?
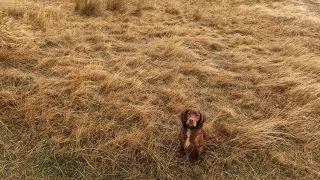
[1,0,320,179]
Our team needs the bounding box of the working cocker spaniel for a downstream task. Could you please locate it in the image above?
[179,108,206,162]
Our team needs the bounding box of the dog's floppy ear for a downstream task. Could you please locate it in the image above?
[197,112,206,128]
[180,109,188,128]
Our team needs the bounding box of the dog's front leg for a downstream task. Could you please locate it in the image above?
[189,149,200,162]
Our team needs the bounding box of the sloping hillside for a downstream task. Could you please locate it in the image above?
[1,0,319,179]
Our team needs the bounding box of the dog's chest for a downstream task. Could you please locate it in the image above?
[184,129,192,148]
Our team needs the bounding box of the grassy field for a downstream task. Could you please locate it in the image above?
[0,0,319,179]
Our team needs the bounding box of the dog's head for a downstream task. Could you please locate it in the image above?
[180,108,205,129]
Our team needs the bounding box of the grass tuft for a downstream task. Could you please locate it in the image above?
[105,0,128,13]
[75,0,102,16]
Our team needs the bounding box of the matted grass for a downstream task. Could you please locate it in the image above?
[1,0,319,179]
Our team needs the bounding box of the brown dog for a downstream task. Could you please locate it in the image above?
[179,108,206,162]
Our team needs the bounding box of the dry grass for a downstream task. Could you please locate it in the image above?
[1,0,320,179]
[75,0,103,16]
[105,0,128,13]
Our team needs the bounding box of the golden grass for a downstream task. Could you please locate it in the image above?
[75,0,103,17]
[1,0,320,179]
